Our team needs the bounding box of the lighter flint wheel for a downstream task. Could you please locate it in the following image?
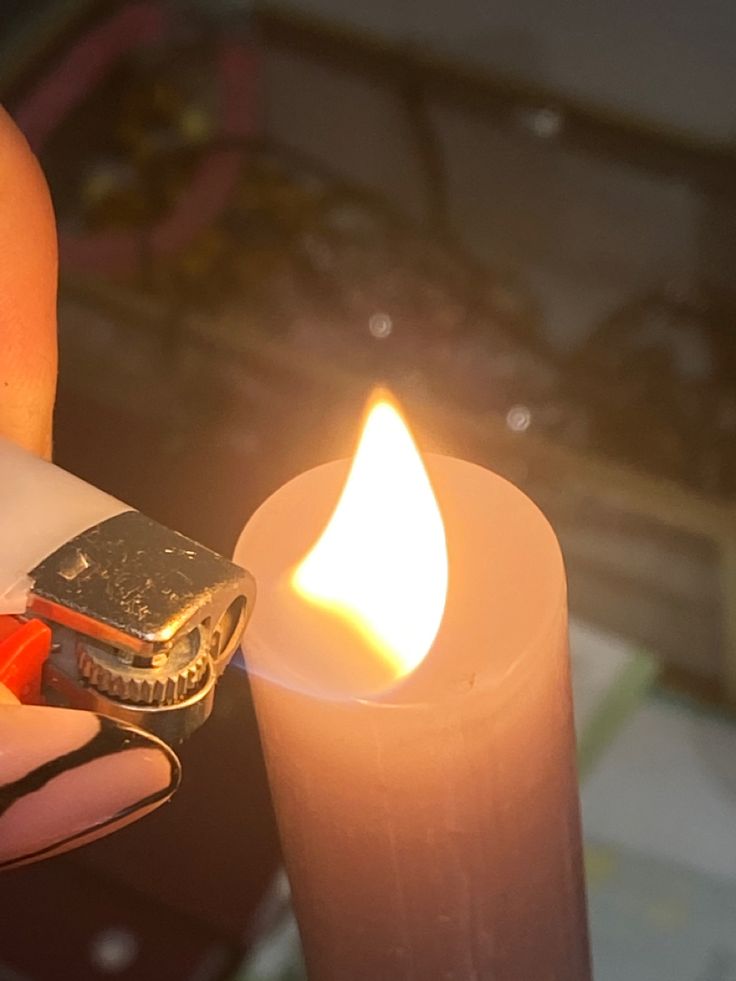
[77,629,210,706]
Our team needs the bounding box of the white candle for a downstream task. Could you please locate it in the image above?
[236,392,590,980]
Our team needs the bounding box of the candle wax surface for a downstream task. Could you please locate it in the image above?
[238,454,565,703]
[234,453,590,981]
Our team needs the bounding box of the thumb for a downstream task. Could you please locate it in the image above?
[0,704,180,870]
[0,106,57,459]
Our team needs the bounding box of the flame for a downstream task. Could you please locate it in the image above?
[292,392,448,678]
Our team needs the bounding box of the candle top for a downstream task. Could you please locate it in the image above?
[236,452,566,707]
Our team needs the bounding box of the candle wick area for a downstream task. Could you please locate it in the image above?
[236,456,565,707]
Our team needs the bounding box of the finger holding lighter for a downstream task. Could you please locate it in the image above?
[0,439,255,870]
[0,683,182,871]
[0,107,255,869]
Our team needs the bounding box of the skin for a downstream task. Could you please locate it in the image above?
[0,105,57,459]
[0,108,180,867]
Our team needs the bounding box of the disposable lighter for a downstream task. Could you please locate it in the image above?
[0,437,255,744]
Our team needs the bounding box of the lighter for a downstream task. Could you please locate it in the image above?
[0,437,255,745]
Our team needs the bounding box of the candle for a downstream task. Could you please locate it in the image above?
[235,392,590,980]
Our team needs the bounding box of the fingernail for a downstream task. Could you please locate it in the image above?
[0,705,180,869]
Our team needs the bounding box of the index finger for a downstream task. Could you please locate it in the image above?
[0,106,57,459]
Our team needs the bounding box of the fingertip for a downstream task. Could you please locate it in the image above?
[0,706,181,870]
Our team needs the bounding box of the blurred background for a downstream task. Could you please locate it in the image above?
[0,1,735,978]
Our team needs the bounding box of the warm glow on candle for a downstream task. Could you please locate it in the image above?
[292,392,448,677]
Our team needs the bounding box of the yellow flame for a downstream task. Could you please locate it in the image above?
[292,392,448,678]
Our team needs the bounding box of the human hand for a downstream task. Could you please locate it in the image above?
[0,107,180,870]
